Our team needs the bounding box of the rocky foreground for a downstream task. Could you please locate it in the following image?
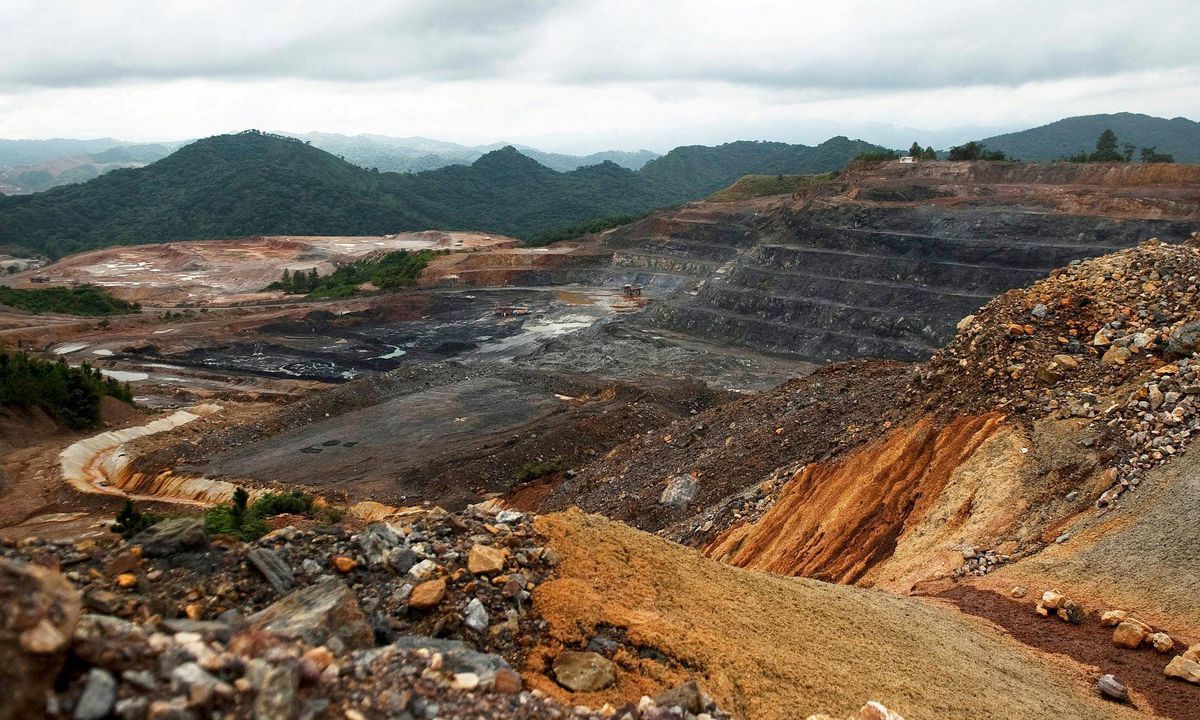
[2,504,736,720]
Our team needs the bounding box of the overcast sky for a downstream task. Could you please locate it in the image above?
[1,0,1197,152]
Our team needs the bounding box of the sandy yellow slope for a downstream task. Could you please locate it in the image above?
[531,509,1142,720]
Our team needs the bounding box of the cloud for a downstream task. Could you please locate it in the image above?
[0,1,1197,146]
[3,0,1197,91]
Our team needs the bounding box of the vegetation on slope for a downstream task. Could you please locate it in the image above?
[267,249,444,298]
[0,131,887,258]
[204,487,316,541]
[525,212,653,246]
[0,352,133,429]
[977,112,1200,163]
[0,285,140,315]
[708,173,838,202]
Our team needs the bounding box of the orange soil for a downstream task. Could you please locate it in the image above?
[705,413,1003,583]
[530,509,1140,720]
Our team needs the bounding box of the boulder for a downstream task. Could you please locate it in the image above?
[131,518,209,557]
[1166,321,1200,359]
[1,558,81,720]
[248,577,372,650]
[1039,590,1064,610]
[552,651,616,692]
[1112,620,1150,649]
[1184,644,1200,662]
[1164,656,1200,685]
[463,597,489,632]
[467,544,509,575]
[659,474,699,508]
[246,547,293,594]
[1056,599,1083,625]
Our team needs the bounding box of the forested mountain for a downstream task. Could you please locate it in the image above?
[0,142,179,194]
[0,130,883,258]
[978,113,1200,162]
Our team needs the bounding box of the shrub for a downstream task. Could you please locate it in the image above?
[203,488,317,541]
[516,456,565,482]
[112,500,163,539]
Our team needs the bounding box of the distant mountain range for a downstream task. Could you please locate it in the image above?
[0,131,883,258]
[0,132,659,195]
[976,113,1200,162]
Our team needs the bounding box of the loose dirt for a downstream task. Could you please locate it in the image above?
[937,586,1199,720]
[531,509,1141,720]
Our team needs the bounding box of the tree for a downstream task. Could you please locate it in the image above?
[308,267,319,289]
[1089,129,1123,162]
[948,141,1006,162]
[923,146,937,160]
[1140,146,1175,164]
[1122,143,1136,163]
[909,142,922,158]
[280,269,292,292]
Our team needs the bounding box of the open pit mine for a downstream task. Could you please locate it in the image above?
[3,160,1200,720]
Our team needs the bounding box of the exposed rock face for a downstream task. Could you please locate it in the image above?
[608,164,1200,363]
[248,577,373,650]
[0,558,81,720]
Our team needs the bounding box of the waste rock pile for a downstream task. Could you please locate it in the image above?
[2,503,727,720]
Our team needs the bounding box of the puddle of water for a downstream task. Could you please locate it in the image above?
[376,345,407,359]
[53,343,88,355]
[100,369,150,382]
[92,349,114,356]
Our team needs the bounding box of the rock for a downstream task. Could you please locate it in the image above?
[1052,354,1079,370]
[1184,644,1200,662]
[131,518,208,557]
[463,598,489,632]
[1164,656,1200,684]
[390,635,512,683]
[146,699,194,720]
[653,680,704,714]
[1149,632,1174,653]
[1031,303,1048,318]
[495,509,525,524]
[247,547,294,594]
[74,668,117,720]
[660,474,699,508]
[253,664,298,720]
[1102,346,1132,366]
[385,547,418,575]
[1097,674,1127,702]
[467,544,509,575]
[1166,321,1200,359]
[356,522,403,566]
[1010,586,1027,599]
[851,702,906,720]
[1100,610,1128,627]
[104,550,141,577]
[1113,620,1150,649]
[408,578,447,610]
[84,587,123,615]
[552,651,616,692]
[116,573,138,588]
[1037,362,1065,384]
[114,697,149,720]
[451,672,480,690]
[249,577,373,650]
[1,558,81,720]
[408,559,437,581]
[1040,590,1064,610]
[493,668,523,694]
[298,646,333,683]
[1057,599,1083,625]
[331,556,358,574]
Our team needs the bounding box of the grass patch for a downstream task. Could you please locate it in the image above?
[517,456,565,482]
[204,488,317,541]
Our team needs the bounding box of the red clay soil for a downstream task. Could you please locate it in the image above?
[706,412,1003,583]
[936,585,1200,720]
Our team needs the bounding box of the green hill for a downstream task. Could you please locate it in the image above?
[978,113,1200,162]
[0,130,884,258]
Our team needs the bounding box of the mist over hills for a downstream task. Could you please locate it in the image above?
[0,131,882,258]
